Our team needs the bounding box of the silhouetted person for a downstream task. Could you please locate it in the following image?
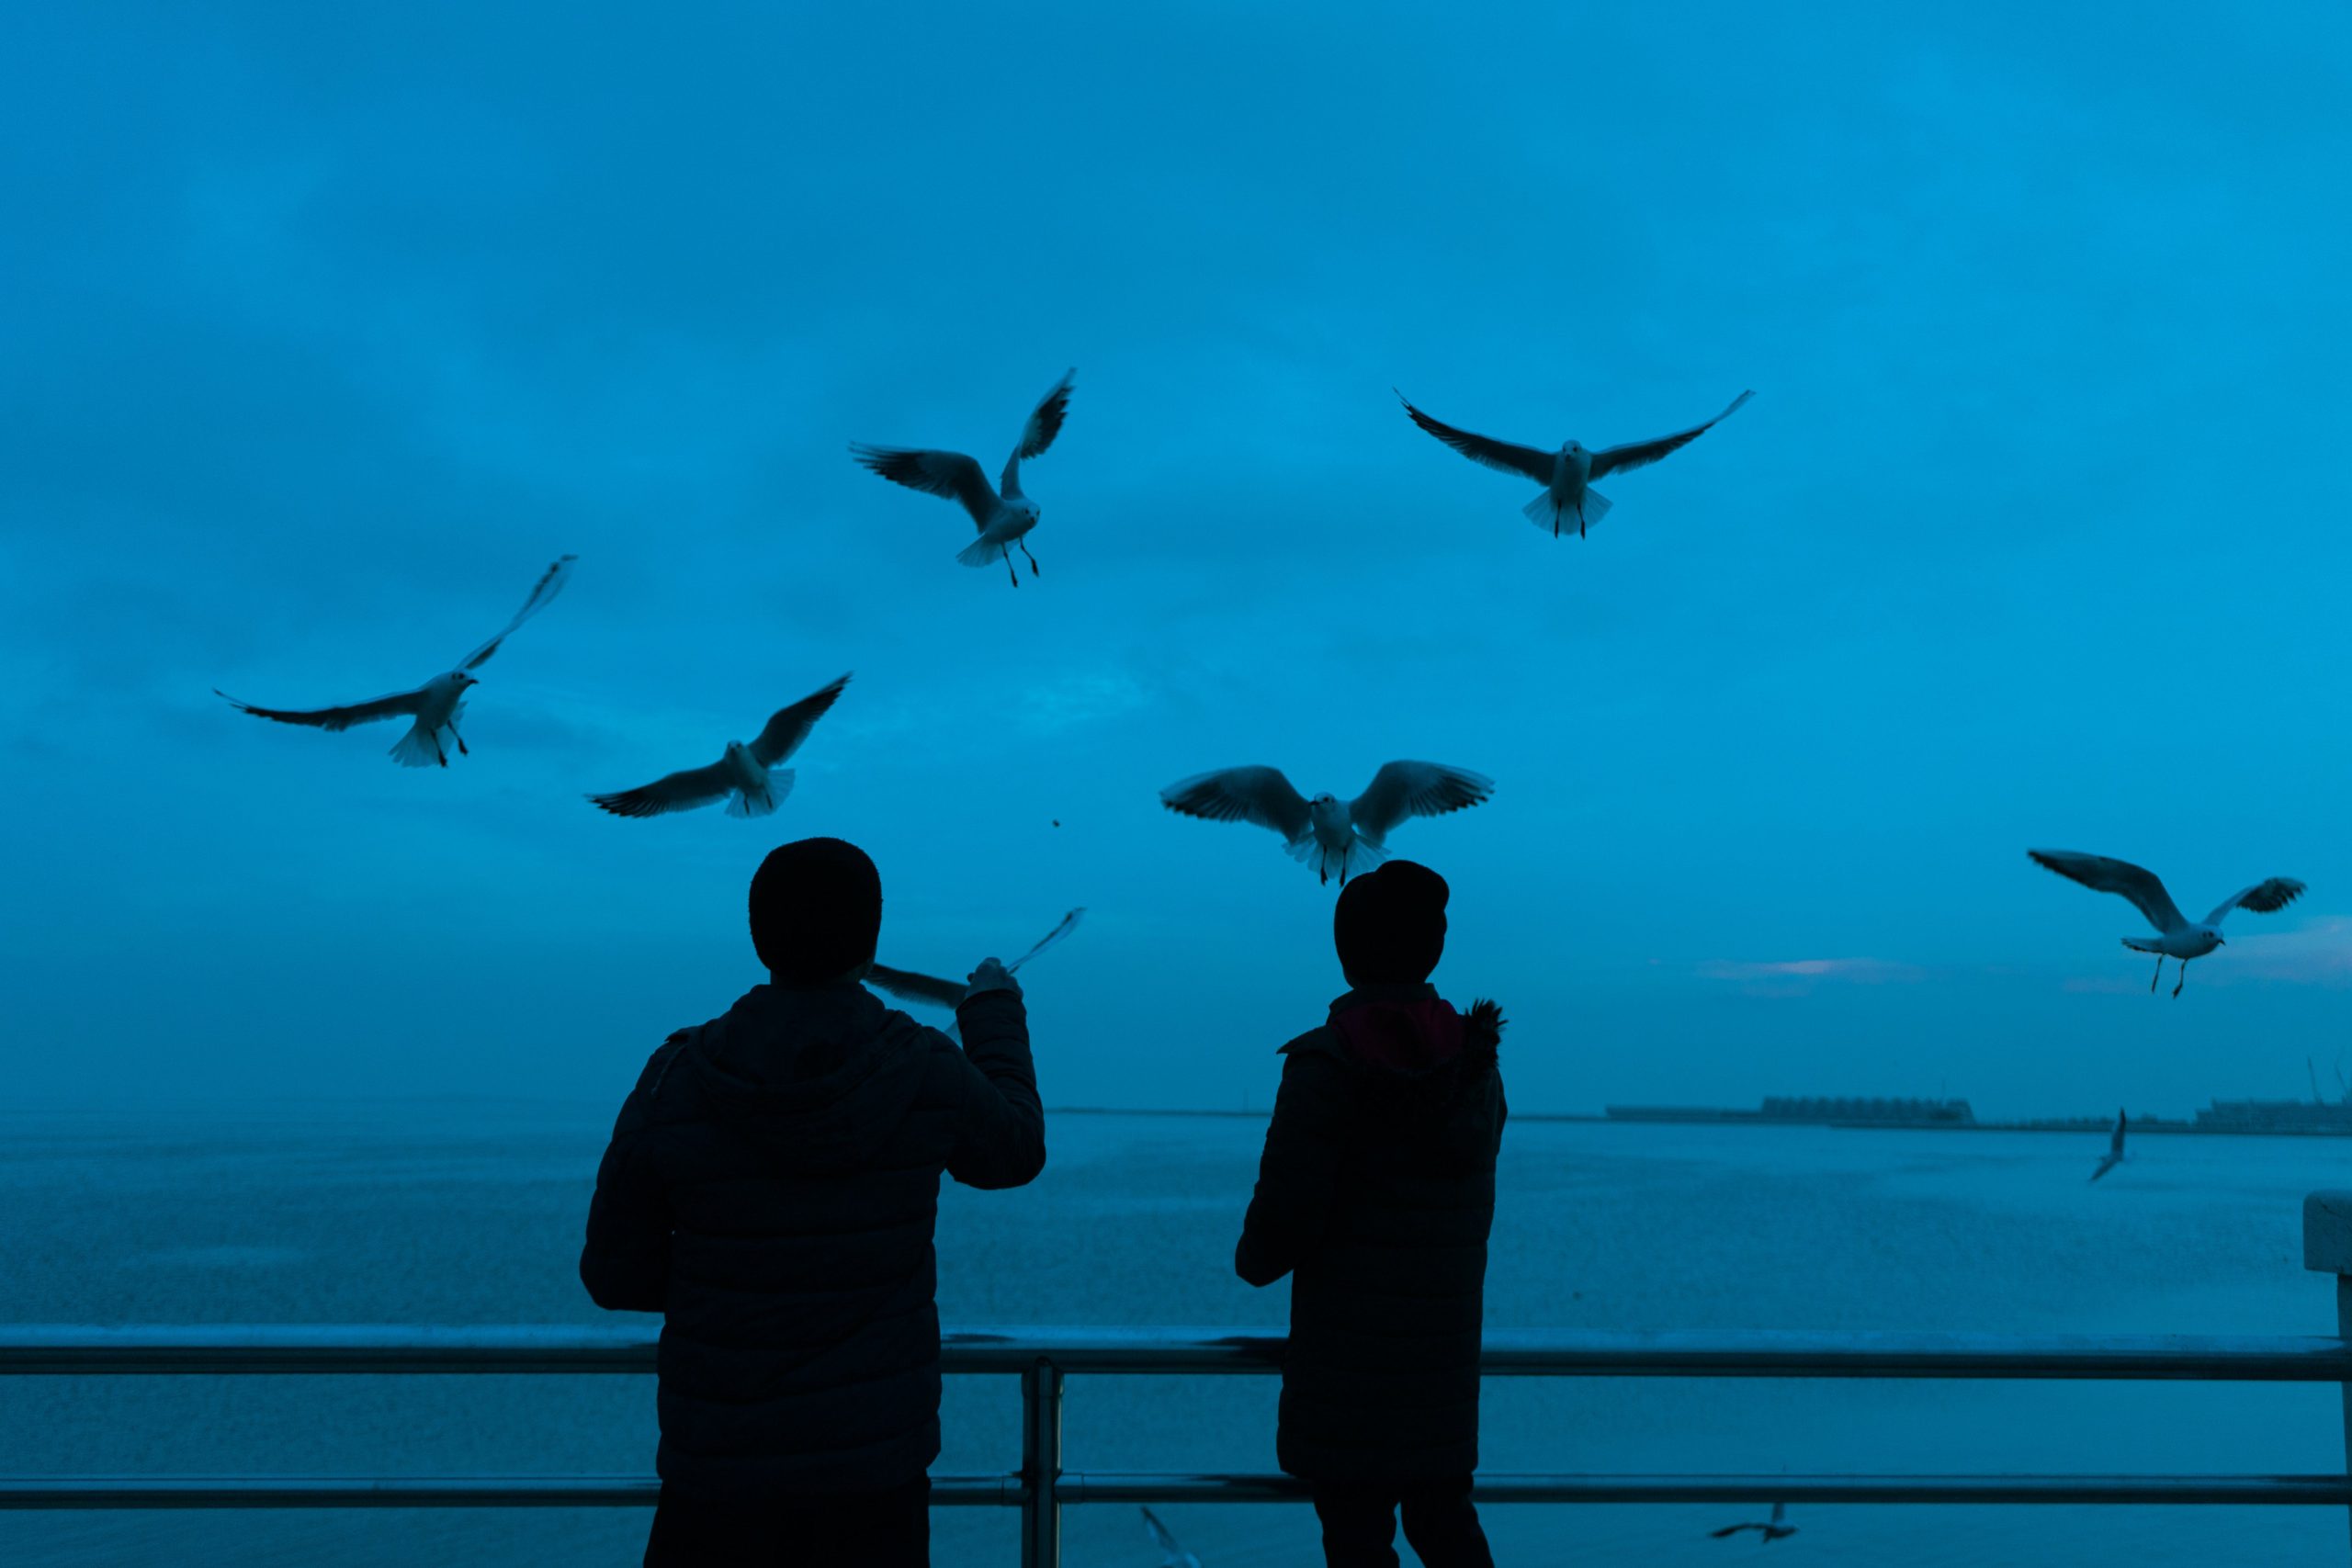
[1236,860,1505,1568]
[581,837,1046,1568]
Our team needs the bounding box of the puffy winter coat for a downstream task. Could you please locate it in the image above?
[1235,984,1506,1481]
[581,978,1045,1498]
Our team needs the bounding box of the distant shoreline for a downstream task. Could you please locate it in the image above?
[1048,1106,2352,1138]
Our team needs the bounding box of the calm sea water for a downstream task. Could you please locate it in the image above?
[6,1102,2352,1566]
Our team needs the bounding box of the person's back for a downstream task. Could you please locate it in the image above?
[581,837,1046,1566]
[1236,860,1505,1568]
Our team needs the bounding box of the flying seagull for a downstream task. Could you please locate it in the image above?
[1159,761,1494,886]
[866,909,1085,1042]
[1710,1500,1796,1543]
[216,554,576,768]
[2028,849,2307,998]
[588,674,851,818]
[2091,1108,2126,1182]
[1140,1506,1203,1568]
[852,369,1075,588]
[1397,389,1752,538]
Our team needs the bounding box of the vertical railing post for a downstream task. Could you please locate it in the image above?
[2303,1191,2352,1560]
[1020,1358,1064,1568]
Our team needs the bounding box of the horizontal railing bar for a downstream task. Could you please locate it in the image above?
[1063,1472,2352,1506]
[6,1472,2349,1510]
[6,1325,2352,1382]
[0,1474,1018,1509]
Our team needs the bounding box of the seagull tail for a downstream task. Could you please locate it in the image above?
[2121,936,2165,953]
[1521,487,1610,536]
[956,536,1003,569]
[1286,835,1390,884]
[388,716,449,769]
[726,769,794,819]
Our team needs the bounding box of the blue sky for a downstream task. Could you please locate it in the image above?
[5,1,2349,1117]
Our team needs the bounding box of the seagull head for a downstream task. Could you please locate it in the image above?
[1310,791,1338,807]
[1563,438,1589,457]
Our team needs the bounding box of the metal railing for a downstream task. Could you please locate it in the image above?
[10,1190,2352,1566]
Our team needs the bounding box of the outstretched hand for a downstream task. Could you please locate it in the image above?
[963,957,1021,999]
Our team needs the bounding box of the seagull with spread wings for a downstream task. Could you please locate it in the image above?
[1397,389,1751,538]
[1159,761,1494,886]
[865,909,1085,1042]
[2091,1108,2127,1183]
[588,674,851,819]
[1709,1500,1796,1543]
[2028,849,2307,998]
[1139,1506,1203,1568]
[216,554,576,769]
[852,369,1075,588]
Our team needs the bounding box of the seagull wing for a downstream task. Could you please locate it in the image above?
[215,686,426,731]
[1770,1502,1786,1526]
[459,554,577,671]
[2027,850,2188,935]
[1350,761,1495,844]
[1001,368,1076,493]
[1709,1523,1758,1538]
[1159,766,1314,842]
[1007,908,1084,973]
[2090,1153,2121,1182]
[2112,1110,2127,1156]
[749,673,853,767]
[1140,1506,1186,1560]
[1589,390,1753,479]
[1396,392,1556,482]
[587,761,735,818]
[852,446,998,529]
[865,964,969,1010]
[2204,877,2308,927]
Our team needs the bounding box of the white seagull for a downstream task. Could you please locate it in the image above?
[216,554,576,768]
[1139,1506,1203,1568]
[1397,389,1752,538]
[588,674,851,819]
[2029,849,2307,998]
[865,909,1085,1042]
[852,369,1075,588]
[1159,761,1494,886]
[1710,1500,1796,1543]
[2090,1108,2127,1183]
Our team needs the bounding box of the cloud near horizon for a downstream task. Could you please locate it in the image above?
[1695,957,1929,997]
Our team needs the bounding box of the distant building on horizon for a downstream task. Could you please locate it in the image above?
[1606,1097,1975,1128]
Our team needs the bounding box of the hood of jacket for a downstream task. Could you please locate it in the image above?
[676,980,933,1172]
[1283,983,1503,1089]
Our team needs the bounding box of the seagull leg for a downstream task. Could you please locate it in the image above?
[2151,954,2163,993]
[1019,540,1040,576]
[2174,960,2188,999]
[451,721,469,757]
[1003,547,1019,589]
[432,729,447,768]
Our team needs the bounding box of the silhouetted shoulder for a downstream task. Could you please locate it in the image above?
[1276,1024,1340,1060]
[622,1031,696,1126]
[1463,998,1505,1070]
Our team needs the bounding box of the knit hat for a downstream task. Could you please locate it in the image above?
[749,838,884,983]
[1332,860,1450,986]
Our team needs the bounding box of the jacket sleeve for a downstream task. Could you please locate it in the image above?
[1235,1051,1351,1287]
[579,1041,679,1314]
[944,987,1047,1190]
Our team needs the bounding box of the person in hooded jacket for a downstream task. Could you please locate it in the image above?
[581,836,1046,1568]
[1236,859,1505,1568]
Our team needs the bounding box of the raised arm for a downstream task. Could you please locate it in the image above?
[578,1038,682,1314]
[1235,1051,1351,1287]
[944,964,1046,1190]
